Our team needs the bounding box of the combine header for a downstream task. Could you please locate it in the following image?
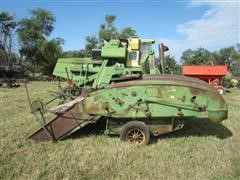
[27,37,228,145]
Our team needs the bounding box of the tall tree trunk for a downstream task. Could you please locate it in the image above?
[3,34,11,66]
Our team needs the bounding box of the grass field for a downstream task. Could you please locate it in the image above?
[0,81,240,179]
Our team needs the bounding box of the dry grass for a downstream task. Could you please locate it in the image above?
[0,81,240,179]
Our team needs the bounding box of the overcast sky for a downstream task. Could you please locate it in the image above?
[1,0,239,61]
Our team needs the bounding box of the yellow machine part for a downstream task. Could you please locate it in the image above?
[129,37,140,50]
[231,79,238,87]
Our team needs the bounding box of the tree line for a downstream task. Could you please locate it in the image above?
[0,8,239,77]
[165,46,240,76]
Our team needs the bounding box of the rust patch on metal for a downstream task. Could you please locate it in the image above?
[181,96,186,102]
[188,86,201,94]
[131,91,137,97]
[29,103,85,141]
[115,98,125,107]
[110,74,215,93]
[207,91,226,109]
[84,99,101,114]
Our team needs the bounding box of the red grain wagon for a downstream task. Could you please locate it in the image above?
[182,65,228,94]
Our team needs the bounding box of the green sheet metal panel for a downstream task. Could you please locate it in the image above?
[53,58,92,78]
[83,75,227,122]
[101,47,126,59]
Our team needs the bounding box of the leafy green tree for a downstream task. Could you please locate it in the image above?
[236,43,240,53]
[0,12,17,65]
[62,50,85,58]
[180,45,240,77]
[215,46,238,69]
[217,45,240,77]
[233,44,240,77]
[98,14,136,43]
[210,45,240,77]
[84,35,99,57]
[0,49,5,65]
[181,48,215,65]
[231,60,240,77]
[62,35,98,58]
[99,14,118,41]
[164,55,181,74]
[63,14,135,58]
[17,8,62,76]
[118,27,136,39]
[39,38,64,75]
[72,14,137,54]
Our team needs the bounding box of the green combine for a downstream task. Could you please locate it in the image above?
[28,37,228,145]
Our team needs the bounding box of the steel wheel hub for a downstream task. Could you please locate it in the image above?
[126,129,146,144]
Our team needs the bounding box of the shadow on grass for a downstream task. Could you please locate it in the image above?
[152,117,232,143]
[68,118,232,143]
[225,89,232,94]
[68,120,107,140]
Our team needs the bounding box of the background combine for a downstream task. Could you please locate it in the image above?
[27,37,228,145]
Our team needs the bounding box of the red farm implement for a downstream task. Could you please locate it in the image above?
[182,65,228,94]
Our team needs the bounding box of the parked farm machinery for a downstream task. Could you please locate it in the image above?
[0,64,25,87]
[27,37,228,145]
[182,65,228,94]
[223,72,239,89]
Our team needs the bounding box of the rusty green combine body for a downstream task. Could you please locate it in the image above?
[28,37,228,144]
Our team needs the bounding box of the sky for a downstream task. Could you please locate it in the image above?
[1,0,239,61]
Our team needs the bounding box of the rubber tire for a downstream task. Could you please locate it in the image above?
[120,121,150,145]
[223,81,231,88]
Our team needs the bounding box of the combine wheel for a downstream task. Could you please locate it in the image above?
[120,121,150,145]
